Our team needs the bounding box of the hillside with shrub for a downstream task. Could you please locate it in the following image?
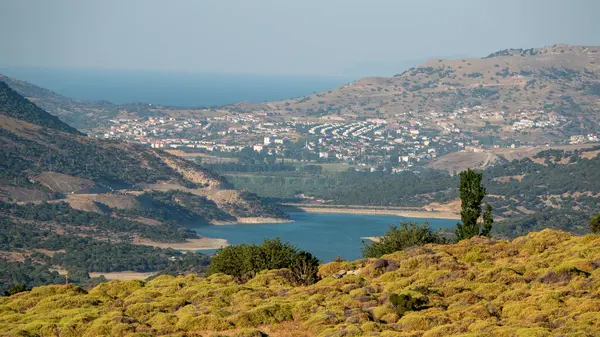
[2,230,600,336]
[0,82,289,294]
[0,80,287,222]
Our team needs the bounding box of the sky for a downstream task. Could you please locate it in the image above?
[1,0,600,77]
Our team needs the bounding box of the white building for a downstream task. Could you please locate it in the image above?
[253,144,264,152]
[263,137,272,145]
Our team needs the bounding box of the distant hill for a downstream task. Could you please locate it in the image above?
[0,84,287,222]
[230,44,600,142]
[0,81,81,135]
[2,229,600,336]
[0,74,165,131]
[5,44,599,144]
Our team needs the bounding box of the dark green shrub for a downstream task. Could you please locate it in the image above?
[208,238,319,285]
[361,222,444,258]
[6,284,28,296]
[389,293,427,316]
[591,214,600,233]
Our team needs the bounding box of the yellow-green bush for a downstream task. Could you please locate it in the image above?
[2,230,600,336]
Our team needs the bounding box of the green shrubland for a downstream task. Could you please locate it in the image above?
[208,238,319,285]
[1,229,600,336]
[361,222,445,258]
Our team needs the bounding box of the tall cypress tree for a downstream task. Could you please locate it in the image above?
[455,168,487,241]
[481,204,494,237]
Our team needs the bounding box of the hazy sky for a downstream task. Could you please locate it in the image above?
[1,0,599,76]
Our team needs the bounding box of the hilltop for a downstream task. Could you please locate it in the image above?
[1,229,599,336]
[231,44,600,142]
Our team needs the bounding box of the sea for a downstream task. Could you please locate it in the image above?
[193,212,456,262]
[0,67,351,107]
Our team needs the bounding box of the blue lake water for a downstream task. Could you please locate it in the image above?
[0,68,351,107]
[193,212,457,262]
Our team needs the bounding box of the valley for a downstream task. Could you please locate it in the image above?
[0,44,599,336]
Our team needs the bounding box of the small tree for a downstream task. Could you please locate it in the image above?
[362,222,444,258]
[481,204,494,237]
[208,238,320,285]
[455,168,487,241]
[591,214,600,234]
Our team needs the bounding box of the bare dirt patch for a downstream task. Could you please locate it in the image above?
[133,237,229,250]
[1,186,49,202]
[428,151,500,173]
[89,271,156,281]
[35,172,95,193]
[492,175,525,183]
[61,193,141,212]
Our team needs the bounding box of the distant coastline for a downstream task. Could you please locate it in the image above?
[0,67,350,107]
[281,204,460,220]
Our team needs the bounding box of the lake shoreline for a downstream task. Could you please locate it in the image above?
[212,217,295,225]
[282,205,460,220]
[192,212,458,262]
[132,237,229,250]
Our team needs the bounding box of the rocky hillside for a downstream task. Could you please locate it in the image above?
[233,44,600,141]
[2,229,599,336]
[0,81,287,224]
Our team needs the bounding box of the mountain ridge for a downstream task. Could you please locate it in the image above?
[229,44,600,143]
[3,44,599,146]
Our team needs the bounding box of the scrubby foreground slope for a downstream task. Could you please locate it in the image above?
[2,229,600,336]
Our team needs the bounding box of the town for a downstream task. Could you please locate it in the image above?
[95,103,598,170]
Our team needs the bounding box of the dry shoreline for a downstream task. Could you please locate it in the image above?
[133,237,229,250]
[285,205,460,220]
[214,217,294,225]
[89,271,157,281]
